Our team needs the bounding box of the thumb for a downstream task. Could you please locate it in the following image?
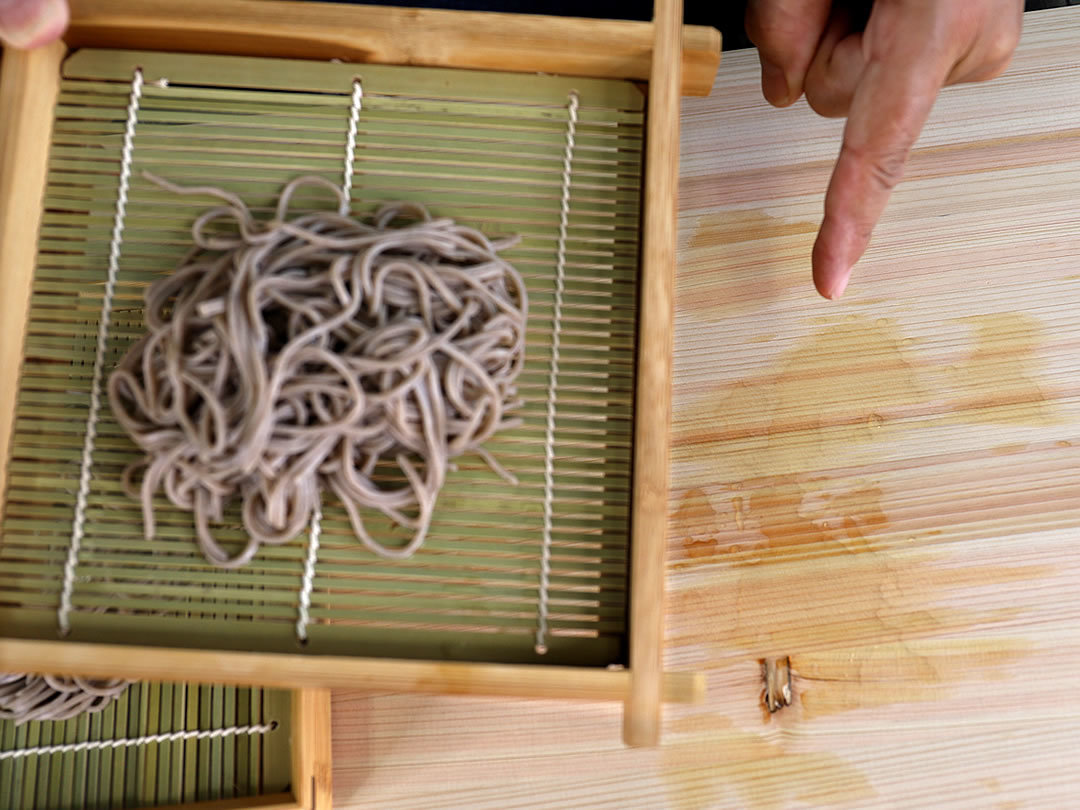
[0,0,67,50]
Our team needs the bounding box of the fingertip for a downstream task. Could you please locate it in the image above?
[820,269,851,300]
[812,227,854,300]
[0,0,68,50]
[813,267,850,300]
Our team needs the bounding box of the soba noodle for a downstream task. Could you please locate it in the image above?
[108,174,527,567]
[0,673,129,725]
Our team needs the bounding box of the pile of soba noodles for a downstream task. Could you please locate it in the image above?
[108,174,527,568]
[0,673,129,725]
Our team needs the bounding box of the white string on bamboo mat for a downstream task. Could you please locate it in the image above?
[296,502,322,643]
[295,78,363,642]
[0,721,278,761]
[340,79,363,215]
[535,90,580,656]
[59,68,144,636]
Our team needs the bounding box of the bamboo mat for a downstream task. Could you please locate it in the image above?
[1,49,642,665]
[0,684,290,809]
[329,8,1080,808]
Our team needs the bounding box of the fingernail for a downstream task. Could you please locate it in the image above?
[759,57,789,107]
[0,0,68,50]
[826,269,852,300]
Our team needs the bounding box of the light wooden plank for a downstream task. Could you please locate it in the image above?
[0,637,703,704]
[624,0,681,749]
[0,42,65,521]
[290,690,332,810]
[64,0,720,96]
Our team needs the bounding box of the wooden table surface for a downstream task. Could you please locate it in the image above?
[331,9,1080,808]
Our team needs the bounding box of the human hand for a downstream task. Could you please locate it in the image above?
[0,0,68,50]
[746,0,1023,299]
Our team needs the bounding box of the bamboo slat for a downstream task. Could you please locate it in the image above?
[0,43,65,513]
[325,7,1080,807]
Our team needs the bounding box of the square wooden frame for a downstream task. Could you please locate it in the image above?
[0,0,719,748]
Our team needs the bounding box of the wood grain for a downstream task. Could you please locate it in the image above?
[291,690,333,810]
[330,8,1080,808]
[625,0,683,749]
[0,639,703,704]
[64,0,722,96]
[0,42,64,519]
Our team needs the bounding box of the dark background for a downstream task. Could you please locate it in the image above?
[327,1,1078,51]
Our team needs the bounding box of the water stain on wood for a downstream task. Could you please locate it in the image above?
[671,311,1064,565]
[689,210,817,250]
[671,487,721,559]
[663,304,1064,799]
[666,554,1040,661]
[662,712,875,809]
[753,485,887,554]
[678,210,817,316]
[673,315,926,561]
[793,639,1033,720]
[944,313,1057,425]
[676,314,927,448]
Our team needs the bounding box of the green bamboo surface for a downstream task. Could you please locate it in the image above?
[0,49,644,666]
[0,683,290,810]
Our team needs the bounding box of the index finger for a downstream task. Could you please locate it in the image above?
[812,47,948,299]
